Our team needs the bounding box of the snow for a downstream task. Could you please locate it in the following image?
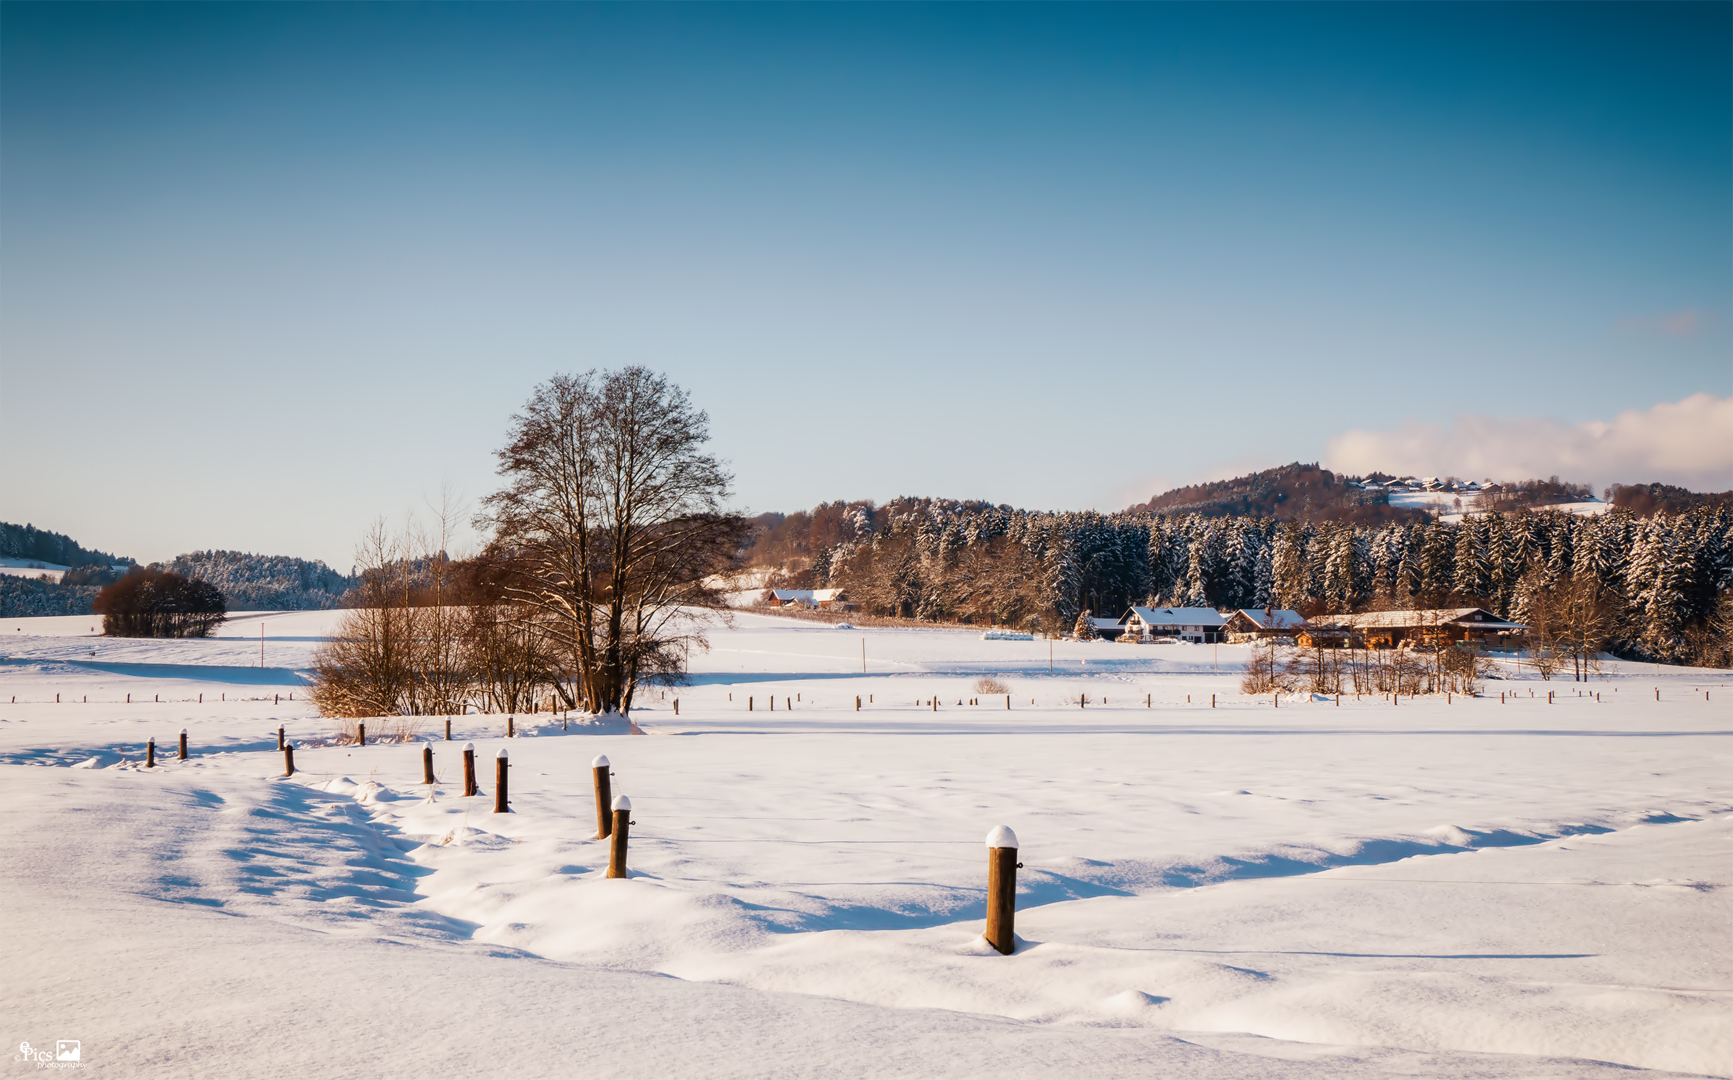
[1,607,1728,1078]
[1385,488,1613,522]
[613,794,632,811]
[986,824,1020,849]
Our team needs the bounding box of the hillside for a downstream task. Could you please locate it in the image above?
[1124,463,1427,525]
[1609,482,1733,516]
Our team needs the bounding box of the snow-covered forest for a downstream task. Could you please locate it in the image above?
[0,521,129,569]
[158,550,356,611]
[762,498,1732,667]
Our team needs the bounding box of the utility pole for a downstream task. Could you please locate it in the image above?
[260,624,265,668]
[862,638,866,674]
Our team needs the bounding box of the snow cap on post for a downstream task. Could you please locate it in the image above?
[592,755,610,768]
[611,795,631,811]
[497,747,508,759]
[985,825,1019,850]
[463,742,475,752]
[181,728,188,735]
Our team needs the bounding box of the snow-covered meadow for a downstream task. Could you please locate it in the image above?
[2,610,1728,1078]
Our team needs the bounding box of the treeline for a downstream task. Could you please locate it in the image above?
[1609,482,1733,517]
[0,521,129,569]
[161,550,356,610]
[757,498,1732,667]
[0,577,99,618]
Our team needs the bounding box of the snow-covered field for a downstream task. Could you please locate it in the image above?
[2,610,1728,1078]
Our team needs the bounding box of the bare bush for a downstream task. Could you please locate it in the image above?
[974,676,1009,695]
[1240,640,1282,694]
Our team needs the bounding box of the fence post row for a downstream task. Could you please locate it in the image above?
[608,795,632,878]
[592,755,613,839]
[494,748,509,813]
[462,742,478,797]
[984,825,1020,955]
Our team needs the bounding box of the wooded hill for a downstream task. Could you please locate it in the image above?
[1123,463,1425,525]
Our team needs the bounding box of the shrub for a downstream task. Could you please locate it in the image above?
[974,676,1009,695]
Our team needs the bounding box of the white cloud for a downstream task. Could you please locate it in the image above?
[1322,393,1733,493]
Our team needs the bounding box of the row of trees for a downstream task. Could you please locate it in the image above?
[795,501,1732,668]
[310,368,748,722]
[1242,637,1487,697]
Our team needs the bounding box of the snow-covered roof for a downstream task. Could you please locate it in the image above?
[1122,606,1227,628]
[1090,617,1122,630]
[1331,608,1525,630]
[1229,608,1305,630]
[773,588,847,603]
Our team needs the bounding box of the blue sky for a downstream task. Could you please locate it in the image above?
[2,3,1728,567]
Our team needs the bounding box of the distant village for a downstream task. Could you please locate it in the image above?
[761,589,1527,652]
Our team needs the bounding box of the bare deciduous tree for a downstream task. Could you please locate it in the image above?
[482,368,750,714]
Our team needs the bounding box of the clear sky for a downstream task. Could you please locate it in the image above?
[3,3,1728,568]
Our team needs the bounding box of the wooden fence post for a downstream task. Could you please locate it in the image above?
[592,755,613,839]
[445,718,452,741]
[984,825,1020,955]
[462,742,478,797]
[422,744,435,785]
[146,738,156,768]
[608,796,632,878]
[508,715,515,738]
[494,748,510,813]
[178,729,188,760]
[283,743,295,777]
[277,725,285,751]
[674,699,679,716]
[357,721,366,747]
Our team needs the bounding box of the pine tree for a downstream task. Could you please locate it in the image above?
[1074,608,1097,641]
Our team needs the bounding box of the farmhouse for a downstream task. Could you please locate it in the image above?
[767,588,854,610]
[1119,606,1227,644]
[1222,607,1306,642]
[1330,607,1526,647]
